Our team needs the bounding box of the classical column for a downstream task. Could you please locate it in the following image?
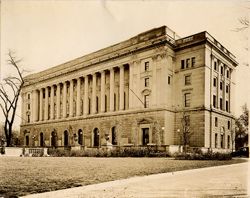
[119,65,124,110]
[39,88,43,121]
[50,85,55,120]
[91,73,97,114]
[76,78,81,116]
[69,80,74,117]
[44,87,49,120]
[56,83,61,119]
[32,90,38,122]
[62,82,67,118]
[84,75,89,116]
[109,68,114,112]
[100,71,105,113]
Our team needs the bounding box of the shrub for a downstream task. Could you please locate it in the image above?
[47,147,169,158]
[0,147,5,155]
[174,151,232,160]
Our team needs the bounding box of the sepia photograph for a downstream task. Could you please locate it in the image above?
[0,0,249,197]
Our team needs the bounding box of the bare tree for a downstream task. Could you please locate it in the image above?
[0,51,25,147]
[180,111,193,153]
[234,17,249,32]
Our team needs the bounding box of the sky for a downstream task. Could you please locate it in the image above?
[0,0,249,128]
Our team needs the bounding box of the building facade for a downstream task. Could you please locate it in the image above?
[20,26,237,152]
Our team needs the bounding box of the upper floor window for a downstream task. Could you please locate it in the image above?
[191,57,195,67]
[184,93,191,107]
[226,85,229,93]
[220,66,224,75]
[181,60,185,69]
[220,82,223,90]
[27,104,30,110]
[213,95,217,108]
[214,61,217,71]
[228,120,230,130]
[168,76,171,85]
[145,78,149,87]
[220,98,223,110]
[27,94,30,100]
[185,75,191,85]
[145,61,149,71]
[215,117,218,127]
[213,78,217,87]
[144,95,149,108]
[226,101,229,112]
[226,70,230,78]
[186,59,190,68]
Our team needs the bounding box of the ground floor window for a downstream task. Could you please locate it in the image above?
[221,134,224,148]
[111,126,117,145]
[227,135,230,149]
[142,128,149,146]
[40,132,44,147]
[93,128,100,147]
[215,133,218,148]
[78,129,83,145]
[51,131,57,147]
[25,135,29,146]
[64,130,69,146]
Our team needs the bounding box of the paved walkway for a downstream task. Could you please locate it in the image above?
[23,161,250,198]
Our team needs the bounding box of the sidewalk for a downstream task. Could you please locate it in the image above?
[23,161,250,198]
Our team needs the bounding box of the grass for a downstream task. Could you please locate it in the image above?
[0,157,246,197]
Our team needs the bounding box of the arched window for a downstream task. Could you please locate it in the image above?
[93,128,100,147]
[40,133,44,147]
[51,131,57,148]
[64,130,69,146]
[78,129,83,145]
[111,127,117,145]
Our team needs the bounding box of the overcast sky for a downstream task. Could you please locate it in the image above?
[0,0,249,127]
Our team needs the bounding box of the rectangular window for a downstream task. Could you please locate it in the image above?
[221,134,224,148]
[142,128,149,146]
[228,121,230,130]
[213,78,217,87]
[213,95,217,108]
[184,93,191,107]
[27,115,30,123]
[215,133,218,148]
[226,85,229,93]
[221,66,224,75]
[27,94,30,100]
[96,96,99,113]
[186,58,190,68]
[145,78,149,87]
[215,117,218,127]
[214,61,217,71]
[145,61,149,71]
[227,135,230,149]
[184,115,190,126]
[226,70,229,78]
[226,101,229,112]
[220,82,223,90]
[144,95,149,108]
[185,75,191,85]
[27,104,30,110]
[168,76,171,85]
[191,57,195,67]
[220,98,223,110]
[181,60,185,69]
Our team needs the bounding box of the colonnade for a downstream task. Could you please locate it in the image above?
[30,65,128,123]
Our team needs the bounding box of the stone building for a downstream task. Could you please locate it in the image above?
[20,26,237,152]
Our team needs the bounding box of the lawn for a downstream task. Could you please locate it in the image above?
[0,157,246,197]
